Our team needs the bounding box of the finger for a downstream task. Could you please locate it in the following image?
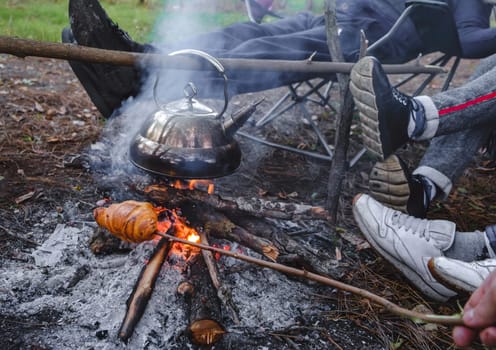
[464,272,496,327]
[480,327,496,347]
[452,326,477,348]
[465,271,496,310]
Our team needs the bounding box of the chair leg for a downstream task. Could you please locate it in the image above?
[441,56,460,91]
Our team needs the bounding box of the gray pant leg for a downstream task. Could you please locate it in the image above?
[415,127,492,197]
[431,58,496,135]
[415,54,496,197]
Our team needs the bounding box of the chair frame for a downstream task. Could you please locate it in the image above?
[239,0,463,166]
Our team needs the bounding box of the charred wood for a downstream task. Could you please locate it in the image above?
[199,230,240,325]
[232,216,343,279]
[200,209,279,261]
[118,237,171,342]
[179,254,225,346]
[141,184,330,221]
[89,227,132,255]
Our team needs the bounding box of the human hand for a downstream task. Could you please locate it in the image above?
[453,270,496,347]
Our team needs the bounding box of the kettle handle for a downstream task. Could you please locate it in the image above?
[162,49,229,118]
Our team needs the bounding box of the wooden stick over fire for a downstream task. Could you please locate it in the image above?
[118,237,172,342]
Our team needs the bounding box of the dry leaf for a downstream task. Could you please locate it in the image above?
[34,101,44,112]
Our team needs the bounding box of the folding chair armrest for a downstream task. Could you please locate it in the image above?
[405,0,448,7]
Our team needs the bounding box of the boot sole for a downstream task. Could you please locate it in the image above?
[369,155,410,213]
[350,57,385,160]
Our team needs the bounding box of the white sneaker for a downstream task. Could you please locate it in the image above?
[428,257,496,293]
[352,193,457,301]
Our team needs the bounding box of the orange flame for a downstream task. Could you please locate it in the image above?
[171,179,214,194]
[187,232,201,244]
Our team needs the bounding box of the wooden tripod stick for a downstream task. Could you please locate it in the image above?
[155,231,465,327]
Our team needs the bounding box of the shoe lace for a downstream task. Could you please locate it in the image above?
[392,88,420,111]
[393,88,425,138]
[390,210,430,241]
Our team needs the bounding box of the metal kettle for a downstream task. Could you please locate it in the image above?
[129,49,261,179]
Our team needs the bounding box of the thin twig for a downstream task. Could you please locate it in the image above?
[0,224,39,246]
[156,232,464,327]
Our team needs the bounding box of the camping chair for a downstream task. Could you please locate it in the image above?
[244,0,283,24]
[239,0,463,165]
[368,0,463,95]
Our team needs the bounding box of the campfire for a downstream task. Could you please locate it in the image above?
[90,176,338,346]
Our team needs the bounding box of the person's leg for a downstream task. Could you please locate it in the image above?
[352,193,496,300]
[160,14,332,97]
[66,0,329,116]
[167,12,325,54]
[66,0,151,118]
[414,54,496,197]
[350,55,496,160]
[414,127,491,198]
[361,55,496,216]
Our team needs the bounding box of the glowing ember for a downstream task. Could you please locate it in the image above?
[151,207,201,258]
[187,232,201,243]
[171,179,214,194]
[213,244,231,261]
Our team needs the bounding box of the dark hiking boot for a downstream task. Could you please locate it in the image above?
[369,155,429,218]
[350,56,426,160]
[64,0,149,118]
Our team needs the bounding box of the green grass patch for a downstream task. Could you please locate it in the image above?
[0,0,248,43]
[0,0,326,44]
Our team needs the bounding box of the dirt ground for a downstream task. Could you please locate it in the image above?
[1,53,495,349]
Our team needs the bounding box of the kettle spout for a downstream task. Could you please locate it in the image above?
[223,98,264,138]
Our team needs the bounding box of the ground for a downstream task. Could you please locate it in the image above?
[1,53,495,349]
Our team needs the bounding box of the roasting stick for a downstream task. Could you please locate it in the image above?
[154,231,464,327]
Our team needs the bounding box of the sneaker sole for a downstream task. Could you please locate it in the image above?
[350,57,385,160]
[427,259,476,294]
[352,194,452,301]
[369,155,410,213]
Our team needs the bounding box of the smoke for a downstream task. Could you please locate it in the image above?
[96,1,236,178]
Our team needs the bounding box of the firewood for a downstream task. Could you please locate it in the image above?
[198,231,240,325]
[180,254,225,346]
[201,210,279,261]
[232,216,344,279]
[118,237,171,342]
[141,184,330,221]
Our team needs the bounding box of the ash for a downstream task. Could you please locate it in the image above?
[0,92,384,350]
[1,220,383,349]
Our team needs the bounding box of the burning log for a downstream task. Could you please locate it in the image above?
[200,209,279,262]
[118,237,172,342]
[141,184,331,221]
[178,254,226,346]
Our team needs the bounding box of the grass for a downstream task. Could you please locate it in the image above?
[0,0,247,43]
[0,0,327,43]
